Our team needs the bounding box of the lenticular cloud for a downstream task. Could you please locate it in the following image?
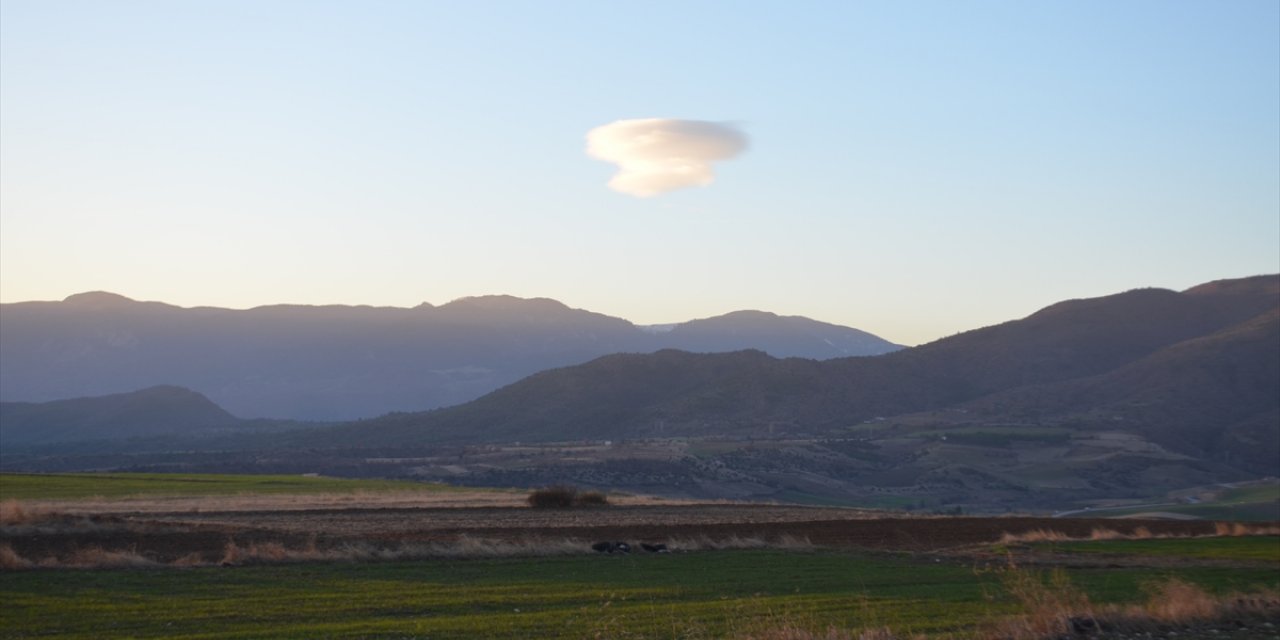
[586,118,748,197]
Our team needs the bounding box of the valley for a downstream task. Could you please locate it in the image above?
[2,275,1277,516]
[7,431,1276,518]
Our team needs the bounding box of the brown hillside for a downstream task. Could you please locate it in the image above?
[309,275,1279,457]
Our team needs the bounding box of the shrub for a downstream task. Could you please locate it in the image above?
[1138,578,1218,622]
[1214,521,1280,536]
[0,544,30,570]
[527,485,578,508]
[575,491,610,506]
[526,486,611,508]
[0,500,53,525]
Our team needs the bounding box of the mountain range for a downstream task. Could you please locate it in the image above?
[296,275,1279,472]
[0,293,901,421]
[2,275,1276,511]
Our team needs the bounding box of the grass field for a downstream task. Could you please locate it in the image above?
[0,472,462,501]
[1077,484,1280,522]
[1172,485,1280,521]
[3,473,1278,638]
[1034,536,1280,562]
[3,548,1278,639]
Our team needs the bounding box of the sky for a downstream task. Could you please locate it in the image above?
[1,1,1277,346]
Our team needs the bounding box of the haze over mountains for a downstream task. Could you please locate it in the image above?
[1,275,1276,512]
[0,293,901,421]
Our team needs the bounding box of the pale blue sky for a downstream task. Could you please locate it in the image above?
[2,0,1277,344]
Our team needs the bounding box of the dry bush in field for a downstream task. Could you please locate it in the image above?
[661,534,813,552]
[216,535,587,566]
[0,500,55,525]
[574,490,609,506]
[526,485,611,508]
[63,546,154,569]
[998,528,1073,544]
[527,485,578,508]
[1088,579,1280,633]
[1000,521,1280,545]
[985,565,1280,639]
[1215,521,1280,536]
[1137,579,1219,622]
[743,572,1280,640]
[990,566,1095,639]
[0,544,31,570]
[998,527,1166,544]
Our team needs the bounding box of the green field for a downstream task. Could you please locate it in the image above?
[1036,536,1280,561]
[1175,485,1280,521]
[0,472,466,500]
[3,549,1277,639]
[1075,484,1280,522]
[1218,485,1280,502]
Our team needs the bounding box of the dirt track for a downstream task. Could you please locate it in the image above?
[0,504,1230,564]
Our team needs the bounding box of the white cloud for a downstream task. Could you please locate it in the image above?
[586,118,747,197]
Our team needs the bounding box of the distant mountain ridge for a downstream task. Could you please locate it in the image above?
[0,293,902,420]
[0,385,239,444]
[307,275,1279,474]
[660,310,895,358]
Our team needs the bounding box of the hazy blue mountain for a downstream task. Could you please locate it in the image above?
[0,385,239,444]
[661,310,897,359]
[0,293,901,420]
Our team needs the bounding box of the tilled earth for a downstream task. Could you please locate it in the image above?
[0,504,1229,564]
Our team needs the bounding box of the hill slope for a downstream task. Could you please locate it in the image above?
[0,386,241,444]
[309,275,1279,475]
[960,308,1280,470]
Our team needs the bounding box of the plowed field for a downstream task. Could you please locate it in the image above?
[1,503,1225,564]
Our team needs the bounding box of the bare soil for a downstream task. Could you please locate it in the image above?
[0,503,1229,565]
